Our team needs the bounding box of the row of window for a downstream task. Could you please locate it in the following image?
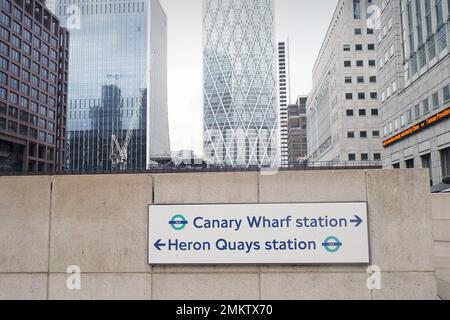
[0,93,56,119]
[344,59,377,67]
[392,147,450,184]
[2,1,59,47]
[343,43,376,52]
[345,92,378,100]
[348,152,381,161]
[347,130,380,139]
[384,84,450,137]
[346,108,379,117]
[345,75,377,84]
[0,115,55,144]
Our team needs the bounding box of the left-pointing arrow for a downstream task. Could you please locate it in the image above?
[154,239,166,251]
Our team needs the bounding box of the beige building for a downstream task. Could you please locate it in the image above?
[307,0,382,164]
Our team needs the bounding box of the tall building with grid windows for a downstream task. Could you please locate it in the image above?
[203,0,279,167]
[0,0,68,173]
[56,0,170,172]
[307,0,382,165]
[376,0,449,188]
[278,40,291,167]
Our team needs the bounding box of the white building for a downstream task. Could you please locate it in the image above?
[376,0,449,187]
[307,0,383,165]
[278,41,291,167]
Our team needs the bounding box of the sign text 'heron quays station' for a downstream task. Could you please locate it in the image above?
[148,203,369,264]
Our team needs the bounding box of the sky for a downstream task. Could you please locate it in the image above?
[159,0,339,155]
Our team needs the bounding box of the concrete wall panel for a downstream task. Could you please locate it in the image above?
[48,273,151,300]
[366,170,434,272]
[260,273,370,300]
[50,175,153,273]
[0,274,47,300]
[259,170,367,203]
[0,176,51,272]
[371,272,437,300]
[153,273,259,300]
[153,172,258,204]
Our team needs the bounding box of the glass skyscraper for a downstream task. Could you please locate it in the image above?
[203,0,279,167]
[56,0,170,171]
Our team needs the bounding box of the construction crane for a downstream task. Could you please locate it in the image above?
[110,87,145,171]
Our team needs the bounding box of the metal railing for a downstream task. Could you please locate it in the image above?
[0,161,383,176]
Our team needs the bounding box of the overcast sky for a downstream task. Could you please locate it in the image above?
[159,0,338,155]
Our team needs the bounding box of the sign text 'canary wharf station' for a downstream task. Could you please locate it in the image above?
[148,203,369,264]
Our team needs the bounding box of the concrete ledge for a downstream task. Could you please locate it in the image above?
[433,220,450,241]
[50,175,153,273]
[259,170,367,203]
[0,176,51,272]
[152,273,259,300]
[260,273,370,300]
[0,274,47,300]
[153,172,258,204]
[431,194,450,220]
[437,279,450,300]
[372,272,437,300]
[48,273,151,300]
[366,170,434,272]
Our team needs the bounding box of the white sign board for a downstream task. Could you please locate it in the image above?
[148,203,369,264]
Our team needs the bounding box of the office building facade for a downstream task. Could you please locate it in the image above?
[307,0,382,164]
[278,40,291,167]
[56,0,170,171]
[203,0,279,167]
[0,0,68,173]
[376,0,449,187]
[288,96,308,164]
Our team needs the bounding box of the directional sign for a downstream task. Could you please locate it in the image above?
[148,203,370,265]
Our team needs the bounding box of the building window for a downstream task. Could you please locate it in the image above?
[441,148,450,181]
[370,92,378,99]
[356,60,364,67]
[347,131,355,139]
[355,44,363,51]
[360,131,367,138]
[443,85,449,102]
[353,0,361,19]
[372,130,380,137]
[354,28,362,35]
[371,109,379,116]
[349,153,356,161]
[361,153,369,161]
[343,44,351,51]
[368,44,375,50]
[421,153,432,185]
[345,76,352,83]
[432,92,439,109]
[346,93,353,100]
[369,76,377,83]
[405,158,415,169]
[358,92,365,100]
[374,153,381,161]
[393,163,400,169]
[423,98,430,114]
[359,109,366,116]
[344,60,351,67]
[357,76,364,83]
[415,104,421,119]
[367,28,374,35]
[346,109,354,116]
[369,60,376,66]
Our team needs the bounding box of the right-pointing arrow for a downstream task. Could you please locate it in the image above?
[350,215,363,227]
[154,239,166,251]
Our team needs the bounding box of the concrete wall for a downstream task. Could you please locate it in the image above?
[432,193,450,300]
[0,170,438,300]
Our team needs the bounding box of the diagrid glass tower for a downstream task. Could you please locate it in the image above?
[203,0,279,167]
[56,0,170,171]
